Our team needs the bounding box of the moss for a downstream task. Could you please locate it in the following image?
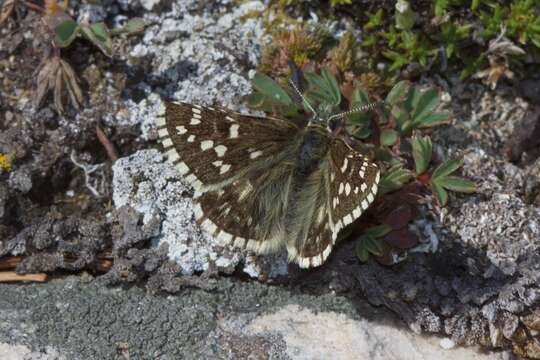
[328,32,357,73]
[252,0,540,88]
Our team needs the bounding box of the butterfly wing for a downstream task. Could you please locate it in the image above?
[327,138,380,242]
[156,102,299,191]
[157,101,300,253]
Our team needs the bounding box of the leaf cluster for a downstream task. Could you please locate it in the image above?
[258,0,540,88]
[247,69,476,263]
[0,0,145,113]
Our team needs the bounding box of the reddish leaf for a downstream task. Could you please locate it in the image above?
[384,203,414,229]
[383,229,418,249]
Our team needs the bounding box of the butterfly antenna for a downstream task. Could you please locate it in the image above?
[289,78,318,122]
[327,100,385,122]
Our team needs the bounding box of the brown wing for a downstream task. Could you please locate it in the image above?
[156,101,299,191]
[327,138,380,243]
[156,101,300,252]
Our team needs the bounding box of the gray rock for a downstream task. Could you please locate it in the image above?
[112,149,288,277]
[76,4,107,23]
[8,167,32,193]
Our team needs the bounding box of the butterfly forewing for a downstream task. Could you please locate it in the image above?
[156,102,298,190]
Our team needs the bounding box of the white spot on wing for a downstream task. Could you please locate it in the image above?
[250,150,262,159]
[176,125,187,135]
[176,162,189,175]
[341,158,348,172]
[219,164,231,174]
[200,140,214,151]
[202,219,217,234]
[165,149,179,162]
[156,116,166,127]
[157,128,169,138]
[229,124,240,138]
[187,135,196,142]
[192,108,201,115]
[345,183,351,196]
[215,145,227,157]
[161,138,173,148]
[190,118,201,125]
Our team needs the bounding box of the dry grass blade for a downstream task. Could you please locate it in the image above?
[0,0,16,25]
[35,56,60,109]
[54,63,64,112]
[34,56,84,112]
[0,271,48,282]
[60,58,83,109]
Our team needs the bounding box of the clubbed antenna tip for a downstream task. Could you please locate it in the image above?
[327,100,385,122]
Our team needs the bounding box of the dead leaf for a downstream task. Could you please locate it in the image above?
[0,0,16,25]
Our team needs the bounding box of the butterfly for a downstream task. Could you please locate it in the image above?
[155,83,380,268]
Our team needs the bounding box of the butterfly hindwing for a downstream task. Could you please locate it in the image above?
[327,139,380,242]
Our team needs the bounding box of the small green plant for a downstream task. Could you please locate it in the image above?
[256,0,540,89]
[0,0,144,113]
[247,68,476,263]
[355,225,392,262]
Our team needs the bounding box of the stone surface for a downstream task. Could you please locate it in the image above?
[112,148,289,277]
[0,277,504,360]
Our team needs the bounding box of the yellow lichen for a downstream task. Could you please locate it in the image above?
[0,153,13,172]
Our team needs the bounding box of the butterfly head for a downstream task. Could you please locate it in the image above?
[288,79,383,128]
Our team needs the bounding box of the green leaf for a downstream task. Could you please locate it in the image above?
[432,156,463,179]
[80,22,113,57]
[110,18,145,35]
[395,1,415,30]
[436,176,476,193]
[349,124,372,139]
[252,73,293,106]
[365,224,393,238]
[412,88,440,121]
[55,20,79,48]
[322,68,341,105]
[355,234,385,262]
[431,181,448,206]
[355,237,371,262]
[348,87,371,124]
[352,86,369,105]
[403,87,422,114]
[415,111,451,128]
[410,135,432,175]
[380,129,399,146]
[304,69,341,107]
[248,74,298,116]
[385,80,410,106]
[379,164,413,194]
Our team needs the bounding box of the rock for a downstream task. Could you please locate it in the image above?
[127,0,265,109]
[112,149,288,277]
[216,304,502,360]
[448,193,540,276]
[8,167,32,193]
[76,4,106,23]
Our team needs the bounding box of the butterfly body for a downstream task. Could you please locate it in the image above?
[156,101,380,268]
